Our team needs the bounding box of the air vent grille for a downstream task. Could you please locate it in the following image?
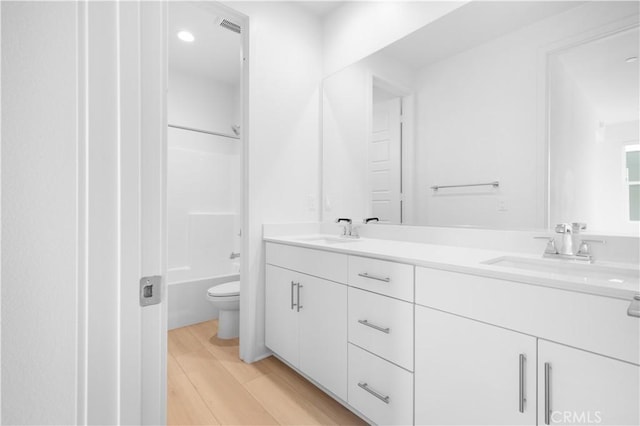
[220,19,241,34]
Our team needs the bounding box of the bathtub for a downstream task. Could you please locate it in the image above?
[168,271,239,330]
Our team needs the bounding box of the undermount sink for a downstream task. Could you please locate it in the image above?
[295,235,363,245]
[482,256,639,284]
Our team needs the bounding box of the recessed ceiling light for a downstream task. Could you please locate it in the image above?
[177,30,195,43]
[625,56,638,63]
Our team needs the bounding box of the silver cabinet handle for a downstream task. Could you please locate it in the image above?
[297,284,303,312]
[358,319,390,334]
[519,354,526,413]
[357,272,391,282]
[290,281,297,310]
[357,382,390,404]
[544,362,551,425]
[627,295,640,318]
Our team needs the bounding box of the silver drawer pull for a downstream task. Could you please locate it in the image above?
[519,354,526,413]
[544,362,551,425]
[290,281,297,310]
[358,319,390,334]
[357,382,390,404]
[357,272,391,282]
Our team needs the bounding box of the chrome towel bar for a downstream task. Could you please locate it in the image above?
[430,181,500,191]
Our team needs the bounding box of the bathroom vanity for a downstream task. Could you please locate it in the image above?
[263,234,640,425]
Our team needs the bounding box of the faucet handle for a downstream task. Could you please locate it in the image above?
[335,218,352,224]
[555,223,571,234]
[576,239,605,258]
[534,236,558,255]
[363,217,379,224]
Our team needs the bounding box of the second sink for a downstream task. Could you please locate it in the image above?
[482,256,639,285]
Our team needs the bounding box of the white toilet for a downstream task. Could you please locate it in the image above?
[206,280,240,339]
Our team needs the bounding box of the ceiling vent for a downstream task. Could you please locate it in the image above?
[219,18,241,34]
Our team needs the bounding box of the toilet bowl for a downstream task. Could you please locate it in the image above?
[206,280,240,339]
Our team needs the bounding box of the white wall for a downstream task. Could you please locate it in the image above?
[549,56,600,231]
[323,1,466,76]
[168,68,240,134]
[414,1,639,230]
[1,2,78,423]
[550,46,640,235]
[223,1,323,362]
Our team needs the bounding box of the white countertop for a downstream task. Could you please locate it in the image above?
[264,234,640,300]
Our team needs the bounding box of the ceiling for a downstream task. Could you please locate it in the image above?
[295,1,344,17]
[382,1,583,69]
[168,2,241,85]
[557,26,640,125]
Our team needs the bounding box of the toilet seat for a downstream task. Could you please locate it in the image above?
[207,281,240,298]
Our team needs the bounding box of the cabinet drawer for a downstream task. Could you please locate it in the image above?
[266,242,348,283]
[348,287,413,370]
[348,256,413,301]
[416,266,640,365]
[348,344,413,426]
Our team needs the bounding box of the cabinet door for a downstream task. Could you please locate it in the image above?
[299,275,348,401]
[415,306,536,425]
[265,265,300,367]
[538,340,639,426]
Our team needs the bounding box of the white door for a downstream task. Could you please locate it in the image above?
[265,265,300,366]
[83,2,167,424]
[370,98,402,223]
[415,306,537,425]
[299,276,348,401]
[538,340,640,426]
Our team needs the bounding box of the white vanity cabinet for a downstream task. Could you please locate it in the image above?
[415,266,640,426]
[264,237,639,425]
[415,306,536,425]
[265,243,348,401]
[537,340,639,426]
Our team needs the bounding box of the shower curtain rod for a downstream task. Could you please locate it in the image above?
[168,124,240,140]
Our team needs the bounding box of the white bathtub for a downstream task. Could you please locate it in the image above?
[168,272,239,330]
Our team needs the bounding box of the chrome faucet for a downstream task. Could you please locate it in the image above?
[335,218,359,238]
[555,222,586,255]
[534,223,604,263]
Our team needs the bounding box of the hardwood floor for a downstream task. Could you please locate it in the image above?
[168,319,367,426]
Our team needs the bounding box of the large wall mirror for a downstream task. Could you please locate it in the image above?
[322,1,639,236]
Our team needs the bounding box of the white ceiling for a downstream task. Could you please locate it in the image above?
[168,2,241,85]
[557,27,640,124]
[295,1,344,18]
[381,1,583,69]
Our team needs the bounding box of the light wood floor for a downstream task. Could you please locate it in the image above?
[168,319,367,425]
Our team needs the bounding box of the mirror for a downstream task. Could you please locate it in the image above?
[322,1,640,235]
